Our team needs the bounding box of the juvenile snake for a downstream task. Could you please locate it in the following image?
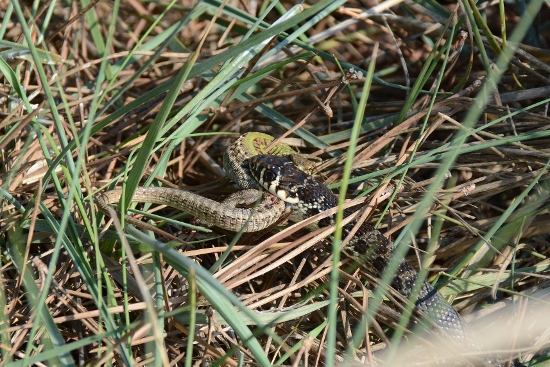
[95,187,285,233]
[95,133,316,233]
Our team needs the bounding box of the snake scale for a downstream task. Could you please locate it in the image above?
[96,132,520,365]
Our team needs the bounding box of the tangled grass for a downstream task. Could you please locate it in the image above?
[1,0,550,366]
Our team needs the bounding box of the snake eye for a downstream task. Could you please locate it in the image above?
[263,170,277,182]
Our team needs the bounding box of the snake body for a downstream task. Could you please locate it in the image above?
[96,132,522,365]
[96,133,466,336]
[95,186,285,233]
[95,133,299,233]
[248,154,469,340]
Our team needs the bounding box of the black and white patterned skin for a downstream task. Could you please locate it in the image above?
[248,154,469,341]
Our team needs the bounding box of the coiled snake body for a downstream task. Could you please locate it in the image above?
[97,132,521,365]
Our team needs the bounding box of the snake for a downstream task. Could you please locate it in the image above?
[248,155,469,333]
[95,132,308,233]
[95,187,285,233]
[96,132,521,365]
[223,135,468,340]
[231,135,520,366]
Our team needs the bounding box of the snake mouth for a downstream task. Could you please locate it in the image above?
[248,154,301,204]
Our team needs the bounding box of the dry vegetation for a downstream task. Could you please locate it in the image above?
[1,0,550,366]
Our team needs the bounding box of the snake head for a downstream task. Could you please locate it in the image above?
[248,154,309,204]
